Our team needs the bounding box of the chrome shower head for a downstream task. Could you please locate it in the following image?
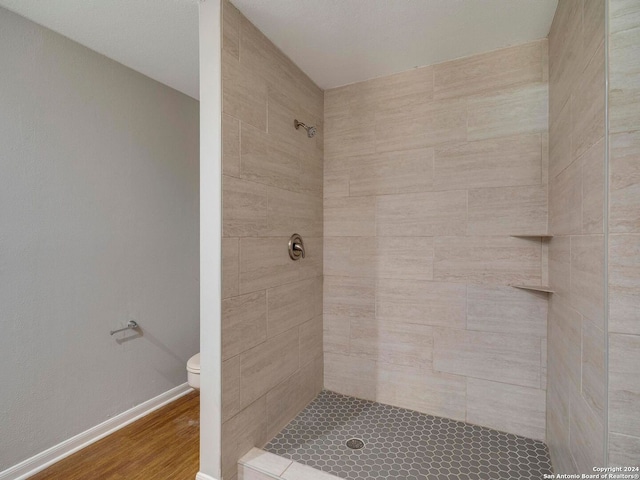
[294,119,317,138]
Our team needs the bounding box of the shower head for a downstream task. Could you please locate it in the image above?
[294,119,317,138]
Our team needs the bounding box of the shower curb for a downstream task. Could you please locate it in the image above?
[239,448,345,480]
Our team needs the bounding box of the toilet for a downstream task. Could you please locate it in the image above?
[187,353,200,389]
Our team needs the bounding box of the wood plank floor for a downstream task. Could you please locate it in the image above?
[30,391,199,480]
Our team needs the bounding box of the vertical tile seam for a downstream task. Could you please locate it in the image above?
[603,0,611,466]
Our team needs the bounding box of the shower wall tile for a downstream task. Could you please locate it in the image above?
[376,363,467,421]
[375,97,467,153]
[609,432,640,467]
[223,355,241,422]
[570,235,605,327]
[549,98,572,179]
[433,236,541,284]
[609,333,640,437]
[349,318,433,367]
[610,131,640,233]
[222,291,268,361]
[569,394,605,473]
[433,134,542,190]
[376,190,467,237]
[581,139,606,234]
[581,320,605,420]
[609,234,640,335]
[223,114,241,177]
[610,0,640,34]
[324,39,549,441]
[609,25,640,134]
[376,278,467,328]
[467,185,547,235]
[549,157,582,234]
[223,237,240,299]
[239,237,299,293]
[467,83,548,141]
[324,197,376,237]
[222,51,267,131]
[348,148,434,197]
[266,187,322,238]
[324,352,377,400]
[222,0,240,59]
[466,378,546,441]
[433,328,541,388]
[299,316,324,365]
[433,40,545,99]
[466,284,547,336]
[375,236,434,280]
[240,328,300,409]
[267,278,318,338]
[548,236,571,297]
[223,176,268,237]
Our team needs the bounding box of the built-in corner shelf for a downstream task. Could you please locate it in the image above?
[511,284,554,293]
[510,234,553,239]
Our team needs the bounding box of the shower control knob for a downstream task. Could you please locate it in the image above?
[288,233,305,260]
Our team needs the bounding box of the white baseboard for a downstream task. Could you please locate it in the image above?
[195,472,218,480]
[0,383,193,480]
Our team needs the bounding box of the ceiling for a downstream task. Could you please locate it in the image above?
[0,0,558,97]
[232,0,559,90]
[0,0,200,99]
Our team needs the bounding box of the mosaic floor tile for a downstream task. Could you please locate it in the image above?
[265,390,553,480]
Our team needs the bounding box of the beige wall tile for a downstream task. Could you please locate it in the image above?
[240,328,300,408]
[299,315,323,366]
[609,26,640,134]
[375,236,434,281]
[298,236,323,281]
[223,176,267,237]
[609,234,640,335]
[610,0,640,34]
[549,236,571,297]
[433,236,541,285]
[324,236,376,278]
[582,0,605,63]
[222,397,267,480]
[466,284,547,336]
[375,97,467,153]
[548,295,583,390]
[367,65,434,111]
[433,328,541,388]
[571,43,605,161]
[223,355,241,422]
[223,237,240,299]
[266,356,322,440]
[376,362,467,421]
[549,157,582,234]
[541,337,548,390]
[467,83,548,141]
[570,235,605,327]
[466,378,546,441]
[222,1,240,59]
[223,51,267,131]
[434,134,542,190]
[434,40,544,99]
[549,97,572,180]
[581,320,605,419]
[569,394,605,474]
[348,149,434,197]
[350,318,433,367]
[467,185,547,235]
[324,197,376,237]
[581,139,605,234]
[609,333,640,437]
[610,131,640,233]
[222,291,267,360]
[323,155,350,199]
[609,432,640,467]
[323,314,350,354]
[266,187,322,238]
[223,114,240,177]
[323,275,375,319]
[240,123,301,192]
[267,278,318,338]
[324,352,376,400]
[376,190,466,237]
[239,237,298,294]
[376,278,466,328]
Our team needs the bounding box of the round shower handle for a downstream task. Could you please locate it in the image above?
[289,233,305,260]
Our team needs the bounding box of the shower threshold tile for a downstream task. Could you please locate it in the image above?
[264,390,553,480]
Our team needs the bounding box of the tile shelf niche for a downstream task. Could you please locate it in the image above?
[509,234,554,293]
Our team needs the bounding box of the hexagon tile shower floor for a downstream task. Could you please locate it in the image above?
[265,390,553,480]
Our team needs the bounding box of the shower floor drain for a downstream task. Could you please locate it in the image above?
[346,438,364,450]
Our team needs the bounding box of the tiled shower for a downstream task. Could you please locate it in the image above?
[220,0,640,478]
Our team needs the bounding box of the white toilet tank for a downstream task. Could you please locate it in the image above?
[187,353,200,389]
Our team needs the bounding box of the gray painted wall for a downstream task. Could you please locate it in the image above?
[0,7,199,469]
